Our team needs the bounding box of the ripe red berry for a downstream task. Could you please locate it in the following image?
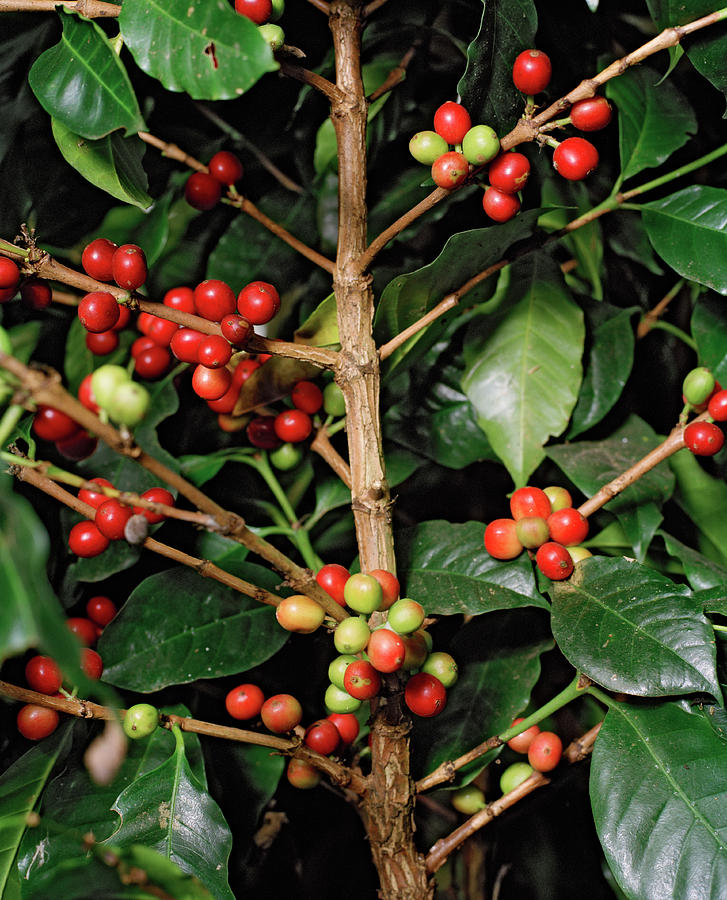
[507,718,541,753]
[147,316,179,347]
[484,518,523,560]
[32,406,80,443]
[208,150,244,185]
[0,257,21,290]
[488,152,530,193]
[17,704,59,740]
[261,693,303,733]
[569,96,612,132]
[134,345,172,380]
[433,101,472,145]
[367,628,406,673]
[316,563,350,606]
[192,363,232,400]
[368,569,400,610]
[235,358,261,384]
[291,381,323,415]
[510,486,552,520]
[404,672,447,717]
[20,278,52,309]
[170,327,205,363]
[195,279,237,321]
[547,507,589,546]
[78,375,99,413]
[81,647,104,680]
[226,683,265,720]
[220,314,252,347]
[66,616,98,646]
[482,187,520,222]
[234,0,272,24]
[95,498,134,541]
[535,542,574,580]
[78,477,114,509]
[527,730,563,772]
[247,415,282,449]
[82,238,118,281]
[552,137,599,181]
[86,596,117,626]
[327,712,359,745]
[684,421,724,456]
[113,305,131,331]
[134,487,175,524]
[512,49,552,94]
[184,172,222,211]
[708,389,727,422]
[343,660,382,701]
[237,281,281,325]
[304,719,340,755]
[198,335,233,369]
[431,151,469,190]
[78,291,120,333]
[25,655,62,694]
[274,408,312,443]
[286,757,320,789]
[56,430,97,461]
[85,329,119,355]
[68,520,110,558]
[112,244,147,291]
[163,285,197,314]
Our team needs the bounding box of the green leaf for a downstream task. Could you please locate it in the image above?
[119,0,277,100]
[52,119,152,209]
[122,845,213,899]
[0,724,73,895]
[462,253,584,487]
[591,700,727,900]
[28,9,146,140]
[547,416,674,562]
[567,301,638,439]
[669,447,727,569]
[607,211,664,276]
[642,186,727,295]
[396,520,548,614]
[692,293,727,384]
[294,293,339,348]
[552,556,719,697]
[411,609,552,782]
[661,531,727,591]
[458,0,538,137]
[215,743,284,847]
[98,566,289,691]
[605,65,696,182]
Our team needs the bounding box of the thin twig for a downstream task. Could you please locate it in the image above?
[0,0,119,13]
[138,132,207,172]
[637,280,686,339]
[363,0,389,17]
[310,425,352,487]
[368,42,419,102]
[305,0,330,13]
[379,294,458,361]
[278,60,343,103]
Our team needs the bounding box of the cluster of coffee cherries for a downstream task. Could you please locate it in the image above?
[681,367,726,457]
[184,151,245,213]
[16,596,116,740]
[484,485,590,581]
[233,0,286,50]
[68,474,175,559]
[32,402,98,462]
[0,256,52,309]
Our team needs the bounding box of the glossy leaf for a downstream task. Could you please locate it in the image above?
[669,447,727,569]
[98,565,289,691]
[294,293,339,349]
[411,609,552,781]
[551,556,719,697]
[605,65,696,182]
[547,415,674,561]
[607,211,664,276]
[462,253,584,487]
[396,520,547,614]
[642,186,727,295]
[591,700,727,900]
[661,531,727,591]
[28,10,145,140]
[52,119,152,209]
[691,294,727,384]
[119,0,277,100]
[567,300,638,439]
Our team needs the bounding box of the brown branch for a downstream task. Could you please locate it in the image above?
[310,425,352,487]
[424,723,602,874]
[368,42,419,102]
[378,294,459,361]
[278,60,343,103]
[363,0,389,17]
[637,280,685,340]
[0,0,119,14]
[248,333,339,369]
[137,132,207,172]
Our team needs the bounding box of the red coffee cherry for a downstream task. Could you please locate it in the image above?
[510,486,552,520]
[708,389,727,422]
[482,187,520,222]
[86,596,117,626]
[367,628,406,673]
[343,660,381,701]
[234,0,272,24]
[327,712,359,745]
[528,731,563,772]
[25,655,62,694]
[547,507,589,546]
[535,542,574,580]
[512,49,552,94]
[274,409,312,443]
[275,594,325,634]
[208,151,244,185]
[112,244,147,291]
[195,279,237,321]
[32,406,80,443]
[81,647,104,680]
[260,693,303,733]
[192,363,232,400]
[147,316,179,347]
[368,569,400,609]
[488,152,530,193]
[684,421,725,456]
[113,304,131,331]
[433,101,472,145]
[56,430,97,462]
[66,617,98,646]
[237,281,281,325]
[184,171,222,210]
[170,327,205,363]
[226,683,265,720]
[507,718,541,753]
[78,291,120,333]
[484,518,523,560]
[134,345,172,380]
[85,329,119,355]
[134,487,175,524]
[198,335,233,369]
[552,137,599,181]
[82,238,118,281]
[286,758,320,790]
[17,704,59,740]
[247,415,282,449]
[0,257,21,290]
[220,314,252,347]
[20,278,52,310]
[68,521,110,558]
[291,381,323,415]
[569,96,612,132]
[316,563,350,606]
[431,151,469,190]
[78,477,114,509]
[78,375,100,413]
[163,285,197,313]
[95,498,134,541]
[304,719,340,755]
[404,672,447,717]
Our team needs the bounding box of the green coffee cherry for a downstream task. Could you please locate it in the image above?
[683,367,715,406]
[123,703,159,740]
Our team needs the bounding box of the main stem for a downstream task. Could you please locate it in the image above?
[328,2,430,897]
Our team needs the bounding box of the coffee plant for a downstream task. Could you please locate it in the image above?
[1,1,727,898]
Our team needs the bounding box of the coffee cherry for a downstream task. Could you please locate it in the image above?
[387,597,425,635]
[247,415,281,449]
[552,137,599,181]
[105,381,150,426]
[683,367,716,407]
[69,520,109,558]
[527,731,563,772]
[535,541,574,580]
[287,758,320,789]
[78,291,120,333]
[134,487,175,524]
[488,152,530,193]
[570,96,612,131]
[409,131,449,165]
[499,761,534,794]
[323,382,346,417]
[25,655,62,694]
[324,683,361,715]
[401,630,430,670]
[291,380,323,415]
[482,187,520,222]
[547,507,588,546]
[78,477,114,509]
[0,286,17,303]
[170,327,205,363]
[237,281,281,325]
[708,389,727,422]
[234,0,272,24]
[32,406,80,443]
[684,421,724,456]
[91,364,129,408]
[192,364,232,401]
[275,594,325,633]
[462,125,500,165]
[85,330,119,355]
[113,305,131,331]
[333,616,370,654]
[17,704,59,740]
[95,498,133,541]
[316,563,350,606]
[123,703,159,739]
[543,485,572,512]
[220,314,252,347]
[208,150,244,186]
[226,683,265,720]
[112,244,147,291]
[404,672,447,717]
[82,238,118,281]
[274,409,312,443]
[484,518,523,560]
[433,101,472,145]
[163,285,196,313]
[367,628,405,673]
[328,654,358,690]
[368,569,400,609]
[451,784,486,814]
[81,647,104,680]
[198,335,233,369]
[431,151,469,190]
[261,693,302,733]
[506,718,540,753]
[184,172,222,210]
[66,616,98,646]
[511,486,552,520]
[56,430,97,461]
[567,545,593,564]
[195,279,236,321]
[134,345,172,380]
[327,712,359,745]
[270,442,303,470]
[131,336,156,359]
[343,573,383,614]
[304,719,340,755]
[147,316,179,347]
[87,596,117,626]
[270,0,284,21]
[343,660,381,701]
[0,257,21,290]
[514,516,549,550]
[421,651,458,688]
[20,278,52,310]
[512,49,552,94]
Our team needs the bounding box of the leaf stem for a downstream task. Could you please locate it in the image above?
[646,320,697,351]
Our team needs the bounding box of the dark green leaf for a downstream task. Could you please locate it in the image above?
[462,254,584,487]
[642,186,727,295]
[605,65,696,182]
[607,211,664,276]
[119,0,277,100]
[699,588,727,616]
[547,416,674,561]
[294,293,339,348]
[567,301,637,438]
[397,520,547,614]
[591,700,727,900]
[692,293,727,384]
[52,119,151,209]
[28,9,145,139]
[661,531,727,591]
[98,566,289,691]
[122,845,213,899]
[670,447,727,568]
[218,743,284,846]
[552,556,719,697]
